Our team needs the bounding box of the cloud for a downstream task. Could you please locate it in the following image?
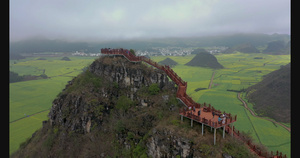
[9,0,290,41]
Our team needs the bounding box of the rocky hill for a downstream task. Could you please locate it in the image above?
[158,58,178,67]
[185,52,224,69]
[12,56,257,158]
[246,63,290,123]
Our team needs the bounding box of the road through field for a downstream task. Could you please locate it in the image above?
[208,71,215,89]
[237,93,290,133]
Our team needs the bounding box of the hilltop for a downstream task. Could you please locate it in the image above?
[12,56,257,158]
[190,48,209,54]
[185,52,224,69]
[246,63,291,123]
[158,57,178,67]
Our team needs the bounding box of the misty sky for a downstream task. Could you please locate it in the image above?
[10,0,290,42]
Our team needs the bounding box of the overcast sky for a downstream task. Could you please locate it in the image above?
[10,0,290,42]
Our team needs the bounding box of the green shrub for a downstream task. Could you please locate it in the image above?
[115,120,125,133]
[93,104,105,117]
[43,134,55,150]
[132,144,147,158]
[199,144,212,156]
[116,95,134,112]
[148,83,160,95]
[127,132,135,140]
[171,119,180,126]
[67,70,103,93]
[53,127,59,134]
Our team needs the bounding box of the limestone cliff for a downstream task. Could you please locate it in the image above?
[48,56,175,134]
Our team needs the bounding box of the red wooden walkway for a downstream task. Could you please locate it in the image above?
[100,48,287,158]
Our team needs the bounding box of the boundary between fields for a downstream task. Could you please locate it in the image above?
[10,108,51,124]
[208,71,215,89]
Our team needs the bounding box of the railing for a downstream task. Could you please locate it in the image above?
[179,108,236,129]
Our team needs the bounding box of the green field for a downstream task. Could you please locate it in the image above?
[151,52,291,157]
[9,56,97,155]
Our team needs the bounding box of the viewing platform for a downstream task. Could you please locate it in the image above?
[179,103,237,145]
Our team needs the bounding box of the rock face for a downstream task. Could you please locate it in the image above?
[48,56,175,134]
[147,128,193,158]
[89,56,171,89]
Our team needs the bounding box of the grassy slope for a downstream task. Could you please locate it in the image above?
[151,52,291,157]
[9,56,96,155]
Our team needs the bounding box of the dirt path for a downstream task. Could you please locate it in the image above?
[237,93,290,133]
[208,71,215,89]
[9,109,50,124]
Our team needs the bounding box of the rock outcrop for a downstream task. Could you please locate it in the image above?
[48,56,175,134]
[147,128,193,157]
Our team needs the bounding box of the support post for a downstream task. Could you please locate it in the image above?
[211,126,212,132]
[223,126,225,139]
[214,128,216,145]
[202,123,204,136]
[181,115,183,122]
[191,119,193,127]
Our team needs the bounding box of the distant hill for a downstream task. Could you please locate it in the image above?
[185,52,224,69]
[246,63,290,123]
[263,40,290,55]
[223,43,260,54]
[61,56,71,61]
[158,58,178,67]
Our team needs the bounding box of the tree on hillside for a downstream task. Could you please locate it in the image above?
[9,71,23,83]
[130,49,136,56]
